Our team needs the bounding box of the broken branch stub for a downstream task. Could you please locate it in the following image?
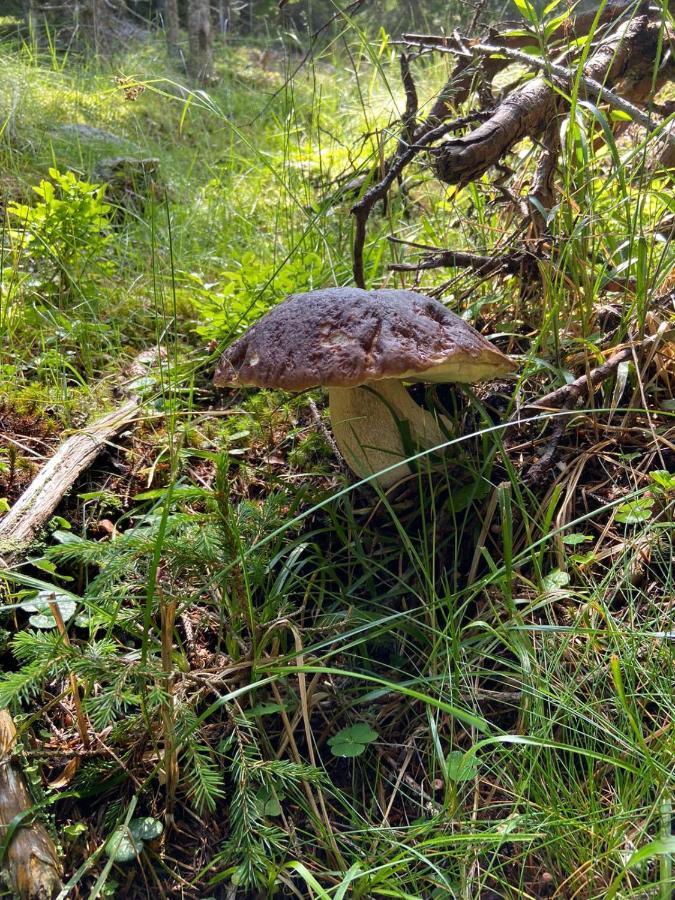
[0,711,62,899]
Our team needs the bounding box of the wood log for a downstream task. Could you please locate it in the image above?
[0,400,140,561]
[0,349,161,563]
[0,711,62,899]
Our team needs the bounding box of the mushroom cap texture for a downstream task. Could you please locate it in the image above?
[214,287,516,391]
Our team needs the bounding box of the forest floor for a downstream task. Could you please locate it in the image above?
[0,11,674,900]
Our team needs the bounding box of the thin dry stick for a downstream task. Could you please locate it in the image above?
[47,596,90,750]
[389,247,530,274]
[287,623,343,866]
[351,114,485,286]
[160,595,178,824]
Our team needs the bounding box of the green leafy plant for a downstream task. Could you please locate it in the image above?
[328,723,379,758]
[19,589,76,629]
[615,497,655,525]
[190,250,326,340]
[8,167,112,303]
[445,750,478,783]
[106,817,163,863]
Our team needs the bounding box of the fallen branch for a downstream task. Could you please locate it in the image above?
[389,246,531,275]
[0,711,62,899]
[404,0,661,109]
[0,349,163,563]
[529,326,674,411]
[413,15,672,186]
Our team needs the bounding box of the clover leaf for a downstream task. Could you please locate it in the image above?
[328,723,378,758]
[20,590,76,629]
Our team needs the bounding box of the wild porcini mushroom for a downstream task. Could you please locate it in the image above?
[214,287,517,487]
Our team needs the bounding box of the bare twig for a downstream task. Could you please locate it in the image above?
[47,597,90,750]
[350,114,486,286]
[389,247,531,275]
[399,53,418,143]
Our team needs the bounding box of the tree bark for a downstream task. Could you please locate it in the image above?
[162,0,181,58]
[187,0,215,85]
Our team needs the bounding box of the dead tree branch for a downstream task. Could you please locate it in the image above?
[421,15,673,186]
[389,248,531,275]
[528,326,674,411]
[404,0,656,108]
[351,113,487,286]
[349,3,672,286]
[399,53,418,142]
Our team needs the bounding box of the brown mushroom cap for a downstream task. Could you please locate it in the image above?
[214,287,516,391]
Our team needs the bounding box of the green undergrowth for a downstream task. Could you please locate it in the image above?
[0,7,674,899]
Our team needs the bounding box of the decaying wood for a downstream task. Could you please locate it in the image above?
[0,711,62,899]
[405,0,657,109]
[345,0,646,202]
[349,1,672,285]
[430,15,670,186]
[0,349,161,563]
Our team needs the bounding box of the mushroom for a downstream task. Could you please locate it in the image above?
[214,287,517,488]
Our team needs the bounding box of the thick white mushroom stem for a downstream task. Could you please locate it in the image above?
[328,379,450,489]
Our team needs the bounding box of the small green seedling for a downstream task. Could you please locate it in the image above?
[328,724,378,758]
[106,817,163,863]
[445,750,479,783]
[615,497,654,525]
[649,470,675,492]
[63,822,87,841]
[562,533,593,547]
[256,785,283,817]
